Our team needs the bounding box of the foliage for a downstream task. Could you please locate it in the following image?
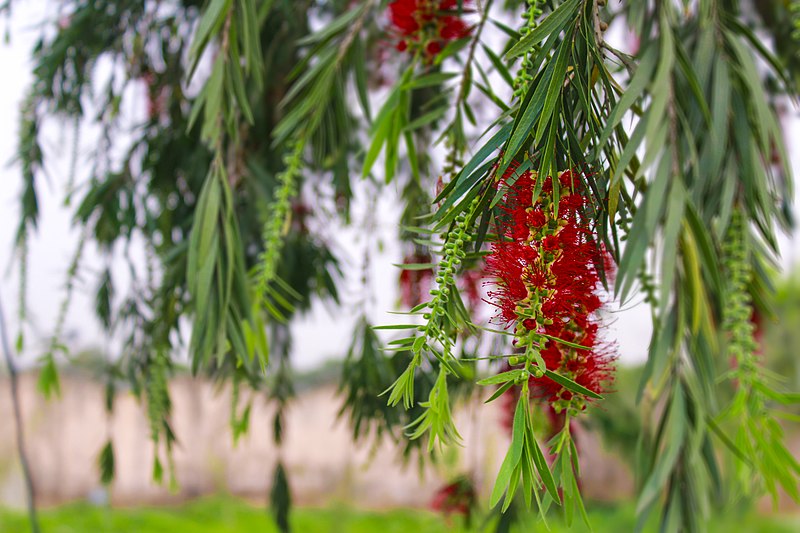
[9,0,800,532]
[1,497,800,533]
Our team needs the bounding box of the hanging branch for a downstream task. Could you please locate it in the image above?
[10,2,800,532]
[254,0,377,311]
[184,0,270,373]
[380,0,625,519]
[14,94,41,357]
[604,2,798,530]
[0,291,40,533]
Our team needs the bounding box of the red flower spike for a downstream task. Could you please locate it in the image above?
[542,234,560,251]
[431,476,476,519]
[387,0,472,60]
[529,209,546,228]
[399,252,433,308]
[426,41,442,56]
[459,267,485,312]
[486,166,617,414]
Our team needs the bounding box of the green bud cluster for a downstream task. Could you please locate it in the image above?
[389,199,478,413]
[41,226,88,397]
[791,1,800,44]
[442,138,464,178]
[419,198,477,351]
[513,0,544,99]
[639,269,658,307]
[618,209,658,309]
[255,138,305,299]
[721,209,757,374]
[145,351,171,445]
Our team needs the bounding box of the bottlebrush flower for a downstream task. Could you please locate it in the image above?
[399,252,434,308]
[487,167,616,414]
[459,267,485,312]
[387,0,472,61]
[430,476,476,520]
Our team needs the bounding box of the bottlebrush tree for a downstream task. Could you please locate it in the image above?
[8,0,800,532]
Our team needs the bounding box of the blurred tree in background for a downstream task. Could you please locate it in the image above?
[5,1,800,532]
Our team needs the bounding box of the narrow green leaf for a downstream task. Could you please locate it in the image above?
[478,369,525,386]
[534,37,571,145]
[188,0,233,77]
[484,380,516,404]
[543,369,603,400]
[392,262,436,271]
[402,72,459,89]
[490,396,526,507]
[528,424,560,504]
[505,0,580,59]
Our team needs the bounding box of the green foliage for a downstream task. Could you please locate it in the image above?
[186,158,266,372]
[253,140,305,321]
[270,462,292,533]
[512,0,545,99]
[763,274,800,389]
[143,350,175,485]
[338,317,401,441]
[98,440,115,486]
[11,1,800,532]
[384,202,478,414]
[718,211,800,503]
[406,367,462,451]
[38,228,87,398]
[14,1,348,510]
[604,3,798,530]
[491,387,559,514]
[3,497,800,533]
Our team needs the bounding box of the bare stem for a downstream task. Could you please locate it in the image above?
[0,290,40,533]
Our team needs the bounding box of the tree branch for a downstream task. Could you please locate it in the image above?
[0,290,40,533]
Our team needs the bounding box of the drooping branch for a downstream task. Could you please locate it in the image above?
[0,291,40,533]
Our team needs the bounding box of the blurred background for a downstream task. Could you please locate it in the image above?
[1,1,799,532]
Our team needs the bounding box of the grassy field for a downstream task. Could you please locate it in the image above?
[1,496,798,532]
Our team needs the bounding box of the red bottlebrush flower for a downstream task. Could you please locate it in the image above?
[542,234,560,251]
[388,0,421,34]
[141,70,169,122]
[291,201,311,234]
[399,252,433,308]
[387,0,472,60]
[439,16,469,39]
[529,209,546,228]
[426,40,442,56]
[486,165,616,413]
[558,169,576,188]
[431,476,476,521]
[459,266,485,312]
[751,307,763,353]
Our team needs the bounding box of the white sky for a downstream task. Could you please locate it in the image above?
[1,1,798,372]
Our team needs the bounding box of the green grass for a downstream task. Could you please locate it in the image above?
[1,496,798,532]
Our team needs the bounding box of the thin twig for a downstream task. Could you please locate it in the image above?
[335,0,377,64]
[0,290,40,533]
[592,0,605,47]
[602,42,636,75]
[455,0,494,108]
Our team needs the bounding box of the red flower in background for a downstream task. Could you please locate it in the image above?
[399,252,434,308]
[459,267,485,312]
[487,167,616,413]
[431,476,476,522]
[388,0,472,60]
